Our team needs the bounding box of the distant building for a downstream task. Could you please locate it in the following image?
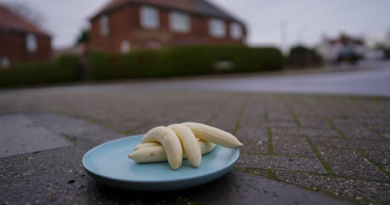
[0,4,52,67]
[317,34,365,64]
[89,0,247,53]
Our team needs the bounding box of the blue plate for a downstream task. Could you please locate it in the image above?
[82,135,240,191]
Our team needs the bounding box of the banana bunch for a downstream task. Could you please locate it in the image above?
[128,122,243,170]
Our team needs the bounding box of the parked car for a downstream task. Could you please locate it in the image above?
[336,47,360,64]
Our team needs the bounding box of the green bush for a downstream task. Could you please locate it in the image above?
[0,55,81,87]
[287,45,322,68]
[90,50,159,80]
[90,45,284,80]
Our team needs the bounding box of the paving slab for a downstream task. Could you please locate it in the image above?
[1,85,390,204]
[235,124,268,142]
[311,138,390,151]
[0,114,72,158]
[361,150,390,165]
[297,116,331,128]
[0,113,350,205]
[273,135,317,158]
[237,154,327,174]
[317,147,390,181]
[271,127,340,138]
[276,171,390,203]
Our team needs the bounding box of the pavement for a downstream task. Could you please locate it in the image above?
[1,69,390,204]
[84,60,389,96]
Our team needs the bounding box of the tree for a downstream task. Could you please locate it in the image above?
[76,29,89,45]
[287,45,322,68]
[2,1,45,28]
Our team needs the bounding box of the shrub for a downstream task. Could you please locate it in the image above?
[155,45,284,77]
[287,45,322,68]
[0,55,81,87]
[90,50,159,80]
[90,45,284,80]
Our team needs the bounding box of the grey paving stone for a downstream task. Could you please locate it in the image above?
[365,123,390,132]
[0,114,72,158]
[297,116,330,128]
[240,114,266,126]
[233,167,269,177]
[241,139,268,154]
[362,150,390,165]
[334,125,382,140]
[1,85,390,204]
[184,170,350,205]
[209,114,239,134]
[384,166,390,174]
[276,171,390,203]
[378,131,390,140]
[0,142,349,205]
[311,138,390,151]
[273,136,317,158]
[268,111,294,121]
[317,147,390,181]
[261,120,297,127]
[237,154,327,174]
[25,113,124,149]
[235,124,268,142]
[271,127,340,137]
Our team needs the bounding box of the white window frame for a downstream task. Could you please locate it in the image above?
[230,23,242,40]
[209,19,226,38]
[99,15,110,36]
[120,40,131,53]
[140,6,159,29]
[26,33,37,53]
[1,57,10,68]
[169,11,190,33]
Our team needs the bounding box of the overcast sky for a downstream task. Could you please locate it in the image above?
[1,0,389,50]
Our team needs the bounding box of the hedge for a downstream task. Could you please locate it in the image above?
[0,55,81,87]
[90,50,159,80]
[287,45,322,68]
[0,46,284,87]
[90,45,284,80]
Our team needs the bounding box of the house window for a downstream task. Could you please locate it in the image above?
[121,41,131,53]
[140,6,159,29]
[1,57,10,68]
[26,34,37,53]
[169,11,190,33]
[230,23,242,39]
[145,41,161,50]
[209,19,226,38]
[100,15,109,36]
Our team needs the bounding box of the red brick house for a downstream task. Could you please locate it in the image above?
[89,0,247,52]
[0,4,52,67]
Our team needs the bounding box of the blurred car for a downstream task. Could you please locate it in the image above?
[336,47,360,64]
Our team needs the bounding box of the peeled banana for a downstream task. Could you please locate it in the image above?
[141,126,183,170]
[182,122,243,148]
[128,122,243,170]
[128,140,216,163]
[168,124,202,167]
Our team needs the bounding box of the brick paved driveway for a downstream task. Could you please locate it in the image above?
[0,86,389,204]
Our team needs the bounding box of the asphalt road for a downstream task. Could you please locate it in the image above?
[115,60,390,96]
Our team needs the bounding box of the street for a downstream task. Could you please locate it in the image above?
[124,60,390,96]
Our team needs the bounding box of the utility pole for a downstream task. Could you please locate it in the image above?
[280,21,287,55]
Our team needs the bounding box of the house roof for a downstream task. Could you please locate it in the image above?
[0,4,50,37]
[90,0,243,23]
[328,34,364,45]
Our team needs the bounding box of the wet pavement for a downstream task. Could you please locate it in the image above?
[101,60,390,96]
[1,62,390,204]
[1,84,389,204]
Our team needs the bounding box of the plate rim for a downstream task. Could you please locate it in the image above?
[82,135,240,183]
